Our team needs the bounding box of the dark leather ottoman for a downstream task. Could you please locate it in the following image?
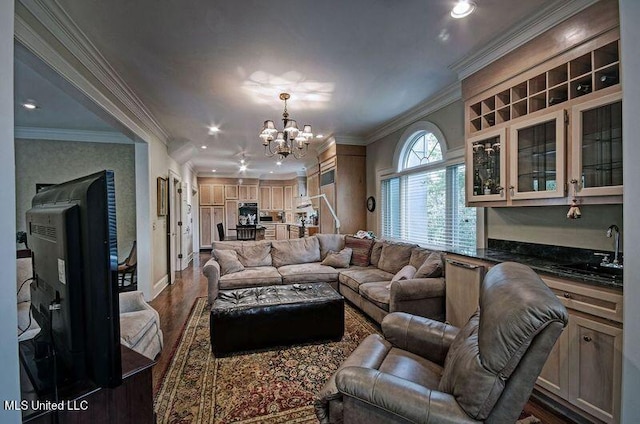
[210,283,344,356]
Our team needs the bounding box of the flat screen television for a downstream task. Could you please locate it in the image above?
[25,170,122,390]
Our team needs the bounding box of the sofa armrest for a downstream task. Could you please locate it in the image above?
[381,312,459,366]
[390,277,444,301]
[336,367,479,424]
[119,291,152,314]
[203,258,221,306]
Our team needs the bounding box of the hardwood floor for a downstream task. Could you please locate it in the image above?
[149,252,575,423]
[150,253,209,393]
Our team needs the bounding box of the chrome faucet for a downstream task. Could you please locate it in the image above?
[604,224,623,268]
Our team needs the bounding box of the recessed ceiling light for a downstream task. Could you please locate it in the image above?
[315,134,324,139]
[208,126,220,134]
[201,145,207,149]
[211,169,216,172]
[240,159,245,164]
[239,165,247,172]
[22,101,38,110]
[269,171,273,174]
[276,161,282,166]
[451,0,476,19]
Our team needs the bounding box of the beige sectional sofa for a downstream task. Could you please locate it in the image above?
[203,234,445,324]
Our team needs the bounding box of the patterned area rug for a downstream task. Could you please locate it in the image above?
[155,297,542,424]
[154,298,379,423]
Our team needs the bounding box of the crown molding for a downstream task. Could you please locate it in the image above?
[449,0,600,80]
[15,126,134,144]
[333,135,367,146]
[316,136,336,155]
[365,82,461,145]
[17,0,170,145]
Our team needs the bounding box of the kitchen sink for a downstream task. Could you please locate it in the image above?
[555,262,623,278]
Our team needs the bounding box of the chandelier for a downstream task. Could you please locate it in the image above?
[259,93,313,159]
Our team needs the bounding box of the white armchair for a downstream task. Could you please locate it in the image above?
[119,291,163,360]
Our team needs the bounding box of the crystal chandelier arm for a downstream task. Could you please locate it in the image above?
[263,141,278,157]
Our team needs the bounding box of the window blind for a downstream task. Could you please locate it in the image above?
[381,164,476,249]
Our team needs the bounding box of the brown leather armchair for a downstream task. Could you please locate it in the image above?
[316,262,569,423]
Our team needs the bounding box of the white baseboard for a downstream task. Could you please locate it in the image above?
[152,274,169,299]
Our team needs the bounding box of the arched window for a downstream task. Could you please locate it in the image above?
[403,131,443,169]
[381,121,476,250]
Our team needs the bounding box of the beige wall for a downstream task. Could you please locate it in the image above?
[14,139,136,258]
[486,205,623,251]
[365,100,465,231]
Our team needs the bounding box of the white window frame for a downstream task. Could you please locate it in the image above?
[378,121,483,248]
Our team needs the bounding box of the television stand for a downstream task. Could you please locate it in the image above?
[21,344,155,424]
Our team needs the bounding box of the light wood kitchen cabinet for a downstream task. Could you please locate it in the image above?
[271,186,284,210]
[200,184,213,205]
[276,224,288,240]
[260,186,272,210]
[537,274,623,424]
[307,172,320,209]
[444,256,486,327]
[285,212,294,223]
[225,200,238,234]
[467,128,507,203]
[212,185,225,205]
[320,181,337,234]
[570,92,623,198]
[224,185,238,200]
[199,207,212,247]
[262,223,275,240]
[199,206,224,248]
[284,186,293,210]
[238,185,259,201]
[567,314,622,423]
[509,110,566,200]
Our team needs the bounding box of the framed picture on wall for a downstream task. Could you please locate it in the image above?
[157,177,168,216]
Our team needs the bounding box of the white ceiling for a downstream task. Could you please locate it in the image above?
[19,0,561,177]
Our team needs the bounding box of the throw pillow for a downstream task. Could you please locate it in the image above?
[386,264,417,289]
[344,236,374,267]
[321,247,353,268]
[415,251,444,278]
[212,249,245,276]
[316,234,346,260]
[370,241,383,267]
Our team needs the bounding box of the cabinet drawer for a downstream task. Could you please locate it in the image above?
[541,275,623,323]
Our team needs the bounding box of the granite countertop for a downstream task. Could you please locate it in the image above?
[446,240,622,291]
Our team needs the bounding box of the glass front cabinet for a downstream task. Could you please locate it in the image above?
[467,128,507,202]
[570,92,623,197]
[509,110,566,200]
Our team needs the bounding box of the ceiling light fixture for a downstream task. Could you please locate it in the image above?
[208,126,220,134]
[260,93,314,160]
[239,164,247,172]
[201,145,207,149]
[276,161,282,166]
[450,0,476,18]
[315,134,324,139]
[211,169,216,173]
[22,100,38,110]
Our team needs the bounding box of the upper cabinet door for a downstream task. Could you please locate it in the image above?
[225,185,238,200]
[509,110,566,200]
[571,92,623,197]
[212,185,225,205]
[467,128,507,203]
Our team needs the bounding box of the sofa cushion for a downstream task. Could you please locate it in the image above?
[212,240,272,267]
[339,267,395,293]
[317,234,346,260]
[212,249,245,275]
[219,266,282,289]
[370,241,383,267]
[278,262,340,284]
[359,282,391,311]
[120,309,158,348]
[378,241,418,274]
[379,347,443,389]
[409,247,433,269]
[415,252,444,278]
[271,236,321,267]
[322,248,352,268]
[345,236,374,267]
